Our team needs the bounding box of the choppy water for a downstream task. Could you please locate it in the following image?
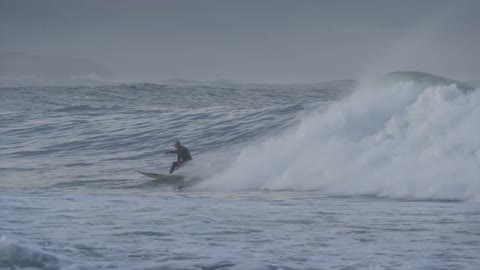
[0,83,343,191]
[1,77,480,269]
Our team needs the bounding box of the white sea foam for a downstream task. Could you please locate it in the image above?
[201,82,480,201]
[0,236,61,269]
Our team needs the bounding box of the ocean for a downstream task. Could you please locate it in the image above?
[1,74,479,269]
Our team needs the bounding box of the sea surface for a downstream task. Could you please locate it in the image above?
[1,76,480,269]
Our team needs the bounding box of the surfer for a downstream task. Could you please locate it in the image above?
[164,140,192,174]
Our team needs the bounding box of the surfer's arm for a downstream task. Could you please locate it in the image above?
[164,150,177,154]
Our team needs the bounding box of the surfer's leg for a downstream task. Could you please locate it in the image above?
[169,162,178,174]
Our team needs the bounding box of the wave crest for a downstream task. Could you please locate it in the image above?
[380,71,474,92]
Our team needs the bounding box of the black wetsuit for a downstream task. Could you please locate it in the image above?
[169,146,192,174]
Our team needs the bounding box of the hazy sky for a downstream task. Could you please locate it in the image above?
[1,0,479,83]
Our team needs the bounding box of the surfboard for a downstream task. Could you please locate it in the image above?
[138,171,184,182]
[138,171,203,188]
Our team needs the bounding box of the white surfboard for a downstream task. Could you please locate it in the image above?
[138,171,184,182]
[138,171,203,188]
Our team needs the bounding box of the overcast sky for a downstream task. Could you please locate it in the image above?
[1,0,478,83]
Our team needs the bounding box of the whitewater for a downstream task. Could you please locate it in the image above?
[1,73,479,269]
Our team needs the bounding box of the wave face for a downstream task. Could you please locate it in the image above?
[202,79,480,202]
[0,82,350,190]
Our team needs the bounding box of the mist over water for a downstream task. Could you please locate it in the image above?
[1,1,480,83]
[202,81,480,202]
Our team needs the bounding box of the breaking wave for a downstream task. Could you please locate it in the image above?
[201,76,480,202]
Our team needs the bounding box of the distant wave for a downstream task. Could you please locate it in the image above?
[380,71,474,92]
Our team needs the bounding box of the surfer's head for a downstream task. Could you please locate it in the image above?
[174,140,181,148]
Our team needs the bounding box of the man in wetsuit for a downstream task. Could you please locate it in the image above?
[164,140,192,174]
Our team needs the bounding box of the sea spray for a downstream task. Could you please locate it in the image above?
[201,82,480,201]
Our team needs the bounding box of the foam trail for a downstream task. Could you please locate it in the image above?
[200,82,480,201]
